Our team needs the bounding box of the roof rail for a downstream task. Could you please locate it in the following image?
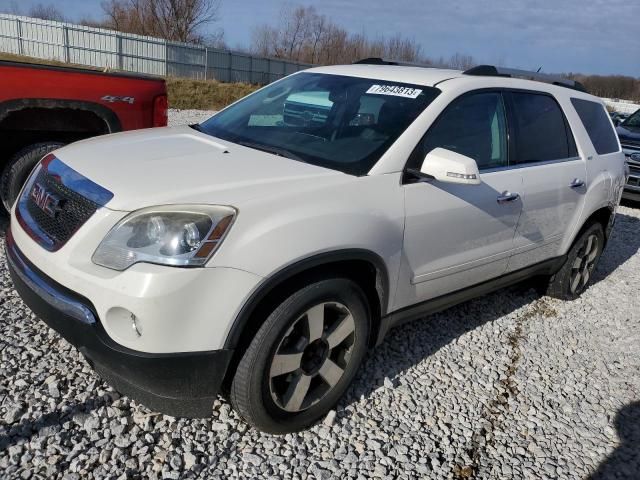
[353,57,432,68]
[463,65,586,92]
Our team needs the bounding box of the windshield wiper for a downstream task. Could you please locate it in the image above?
[189,123,204,132]
[234,140,305,162]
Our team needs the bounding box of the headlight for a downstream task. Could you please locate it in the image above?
[92,205,236,271]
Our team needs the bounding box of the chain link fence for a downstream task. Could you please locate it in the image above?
[0,14,311,84]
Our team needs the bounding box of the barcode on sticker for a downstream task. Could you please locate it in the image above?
[366,85,422,99]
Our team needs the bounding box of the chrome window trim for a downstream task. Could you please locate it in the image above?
[481,156,583,174]
[6,231,96,325]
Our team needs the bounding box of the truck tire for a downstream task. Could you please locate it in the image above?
[1,142,65,212]
[231,278,370,433]
[545,222,605,300]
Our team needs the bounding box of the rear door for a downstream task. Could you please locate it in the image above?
[398,91,523,306]
[505,91,587,271]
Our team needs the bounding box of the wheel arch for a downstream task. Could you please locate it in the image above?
[0,98,121,134]
[574,204,616,248]
[222,249,389,386]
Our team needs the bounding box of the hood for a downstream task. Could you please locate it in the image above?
[54,126,346,211]
[617,124,640,148]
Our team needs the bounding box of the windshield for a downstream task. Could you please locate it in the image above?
[622,109,640,128]
[197,72,440,175]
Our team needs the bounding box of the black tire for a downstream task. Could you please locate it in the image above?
[0,142,65,212]
[545,222,605,300]
[230,278,370,433]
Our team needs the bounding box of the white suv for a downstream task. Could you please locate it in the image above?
[7,61,626,433]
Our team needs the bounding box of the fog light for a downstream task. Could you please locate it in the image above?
[105,307,143,342]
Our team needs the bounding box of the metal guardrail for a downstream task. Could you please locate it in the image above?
[0,14,312,84]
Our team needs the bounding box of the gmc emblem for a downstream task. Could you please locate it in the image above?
[30,182,63,218]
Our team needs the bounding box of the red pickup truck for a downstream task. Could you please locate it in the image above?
[0,60,167,210]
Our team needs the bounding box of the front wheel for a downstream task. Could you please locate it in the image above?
[1,142,65,212]
[545,222,605,300]
[230,278,370,433]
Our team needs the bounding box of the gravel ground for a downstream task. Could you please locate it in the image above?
[167,109,216,127]
[1,110,639,479]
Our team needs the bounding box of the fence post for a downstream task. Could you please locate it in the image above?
[204,47,208,80]
[227,51,233,83]
[266,58,271,85]
[62,26,70,63]
[117,33,123,70]
[16,18,23,55]
[164,40,169,76]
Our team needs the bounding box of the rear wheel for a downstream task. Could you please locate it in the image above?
[545,222,604,300]
[1,142,65,212]
[230,278,370,433]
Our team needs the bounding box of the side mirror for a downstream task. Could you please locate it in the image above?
[418,148,481,185]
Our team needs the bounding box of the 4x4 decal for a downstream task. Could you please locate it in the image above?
[101,95,135,104]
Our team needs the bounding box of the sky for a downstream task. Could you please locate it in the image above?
[1,0,638,77]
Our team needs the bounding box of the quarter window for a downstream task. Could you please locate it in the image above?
[571,98,620,155]
[510,92,573,164]
[411,92,508,170]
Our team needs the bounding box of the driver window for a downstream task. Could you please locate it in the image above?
[411,92,508,170]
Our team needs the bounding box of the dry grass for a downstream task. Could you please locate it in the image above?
[1,53,260,110]
[166,77,259,110]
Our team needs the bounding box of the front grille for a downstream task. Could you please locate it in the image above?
[25,168,99,247]
[283,103,330,126]
[621,141,640,151]
[16,155,112,252]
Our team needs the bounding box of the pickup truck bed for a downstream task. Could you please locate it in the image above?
[0,60,167,210]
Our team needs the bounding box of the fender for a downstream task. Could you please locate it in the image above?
[223,248,390,350]
[562,164,617,254]
[0,98,121,133]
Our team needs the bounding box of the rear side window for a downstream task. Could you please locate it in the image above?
[510,92,574,164]
[571,98,620,155]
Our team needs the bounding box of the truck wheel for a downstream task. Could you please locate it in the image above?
[231,278,370,433]
[545,222,605,300]
[1,142,65,212]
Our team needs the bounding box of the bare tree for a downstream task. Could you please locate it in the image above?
[99,0,222,43]
[27,3,66,21]
[250,4,427,65]
[447,52,476,70]
[569,74,640,102]
[148,0,221,43]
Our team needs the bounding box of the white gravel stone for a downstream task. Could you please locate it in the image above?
[0,110,639,479]
[167,108,216,127]
[323,409,337,427]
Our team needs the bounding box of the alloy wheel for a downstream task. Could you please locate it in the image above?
[569,233,599,295]
[269,302,356,412]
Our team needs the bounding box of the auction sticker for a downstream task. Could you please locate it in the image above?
[366,84,422,98]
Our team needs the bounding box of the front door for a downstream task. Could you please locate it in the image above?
[397,91,523,309]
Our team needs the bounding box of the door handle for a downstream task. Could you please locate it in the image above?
[570,178,585,188]
[497,191,520,204]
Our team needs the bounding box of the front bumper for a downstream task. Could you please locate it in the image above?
[6,229,232,417]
